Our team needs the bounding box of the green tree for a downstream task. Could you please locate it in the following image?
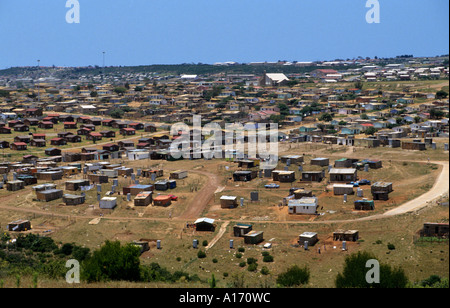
[436,90,448,99]
[335,251,409,288]
[276,265,310,287]
[365,127,378,136]
[319,113,333,122]
[81,240,141,283]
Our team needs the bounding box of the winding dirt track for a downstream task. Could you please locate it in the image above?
[0,158,448,226]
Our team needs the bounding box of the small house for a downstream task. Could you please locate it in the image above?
[288,197,318,215]
[169,170,188,179]
[99,197,117,209]
[7,180,25,191]
[273,171,296,183]
[153,195,172,207]
[243,231,264,245]
[301,171,325,182]
[233,170,257,182]
[88,174,109,184]
[233,223,253,237]
[371,182,393,200]
[298,232,318,246]
[333,230,359,242]
[329,168,358,183]
[333,184,355,195]
[134,191,153,206]
[35,189,64,202]
[194,217,216,232]
[65,179,90,191]
[421,223,449,238]
[7,219,31,232]
[123,184,154,196]
[354,199,375,211]
[10,142,27,151]
[310,157,329,166]
[45,148,62,156]
[63,194,86,206]
[293,189,313,199]
[220,196,238,209]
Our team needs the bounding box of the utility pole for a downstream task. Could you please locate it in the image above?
[37,60,40,104]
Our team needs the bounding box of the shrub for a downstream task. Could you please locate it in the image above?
[235,253,242,259]
[248,263,258,272]
[261,251,270,257]
[263,255,274,263]
[223,272,229,278]
[197,250,206,259]
[176,257,181,262]
[81,241,141,283]
[277,265,310,287]
[212,258,218,264]
[247,257,257,265]
[202,240,208,247]
[261,266,270,275]
[387,243,396,250]
[238,247,245,253]
[335,251,408,288]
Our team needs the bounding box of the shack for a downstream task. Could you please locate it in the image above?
[233,170,256,182]
[298,232,318,246]
[194,217,216,232]
[333,230,360,242]
[65,179,90,191]
[123,184,154,195]
[35,189,63,202]
[243,231,264,245]
[310,157,329,166]
[153,195,172,207]
[63,194,86,206]
[301,171,325,182]
[115,167,134,177]
[169,170,188,179]
[99,197,117,209]
[220,196,238,209]
[371,182,393,200]
[273,171,296,183]
[421,223,449,238]
[142,169,164,178]
[35,170,63,181]
[293,189,313,199]
[134,191,153,206]
[88,174,109,184]
[402,141,426,151]
[7,180,25,191]
[354,199,375,211]
[233,223,253,237]
[333,184,355,195]
[7,219,31,232]
[288,197,318,215]
[280,155,304,165]
[154,181,169,191]
[329,168,358,183]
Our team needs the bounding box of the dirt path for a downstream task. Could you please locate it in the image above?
[0,155,447,227]
[177,170,221,220]
[205,221,229,251]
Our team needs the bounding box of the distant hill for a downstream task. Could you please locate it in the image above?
[0,63,361,79]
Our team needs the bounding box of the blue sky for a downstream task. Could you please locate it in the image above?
[0,0,448,68]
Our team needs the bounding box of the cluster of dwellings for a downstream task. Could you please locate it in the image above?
[0,154,188,210]
[1,58,447,131]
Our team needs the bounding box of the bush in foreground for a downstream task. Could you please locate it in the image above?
[276,265,310,287]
